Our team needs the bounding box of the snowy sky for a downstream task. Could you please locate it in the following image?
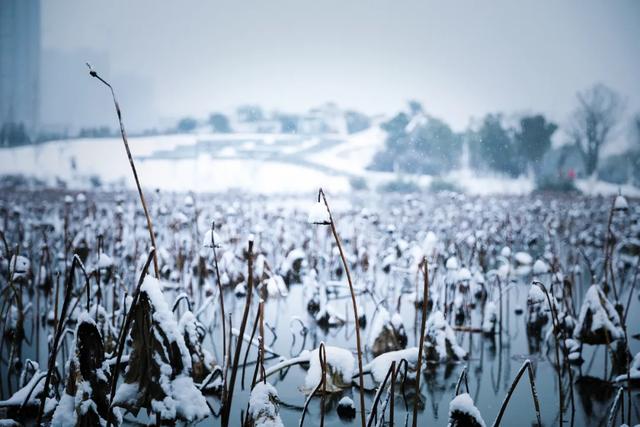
[43,0,640,136]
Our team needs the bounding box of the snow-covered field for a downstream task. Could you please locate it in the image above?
[1,128,639,197]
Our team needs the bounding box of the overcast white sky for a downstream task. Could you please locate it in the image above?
[43,0,640,136]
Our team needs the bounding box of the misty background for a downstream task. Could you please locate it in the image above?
[17,1,640,133]
[1,0,640,194]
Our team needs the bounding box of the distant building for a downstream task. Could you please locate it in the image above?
[297,115,328,135]
[0,0,41,143]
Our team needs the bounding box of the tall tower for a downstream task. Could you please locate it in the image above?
[0,0,41,143]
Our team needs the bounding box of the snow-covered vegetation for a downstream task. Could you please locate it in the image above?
[0,184,639,426]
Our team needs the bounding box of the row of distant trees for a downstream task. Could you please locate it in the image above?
[177,109,370,135]
[370,83,638,185]
[1,106,367,146]
[0,122,31,147]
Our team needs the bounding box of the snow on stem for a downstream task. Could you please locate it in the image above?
[258,301,266,385]
[105,248,155,427]
[454,366,470,396]
[606,386,624,427]
[491,359,541,427]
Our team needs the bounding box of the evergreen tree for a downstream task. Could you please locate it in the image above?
[515,115,557,175]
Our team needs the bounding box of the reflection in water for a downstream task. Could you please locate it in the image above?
[575,376,615,425]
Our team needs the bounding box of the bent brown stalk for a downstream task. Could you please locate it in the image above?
[602,198,619,301]
[533,281,564,425]
[621,256,639,424]
[371,359,406,427]
[412,257,429,427]
[454,366,469,396]
[258,301,266,384]
[243,305,262,390]
[492,359,542,427]
[36,255,79,424]
[389,361,397,427]
[87,65,159,278]
[606,386,624,427]
[300,342,327,427]
[208,221,229,401]
[318,188,366,427]
[222,239,254,427]
[366,361,395,427]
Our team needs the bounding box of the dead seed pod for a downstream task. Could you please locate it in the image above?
[447,393,486,427]
[178,310,216,383]
[573,284,624,345]
[246,382,284,427]
[89,304,119,355]
[368,308,408,357]
[424,311,467,362]
[51,313,114,426]
[112,276,209,424]
[301,346,354,394]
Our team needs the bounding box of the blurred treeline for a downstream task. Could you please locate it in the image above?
[369,84,640,189]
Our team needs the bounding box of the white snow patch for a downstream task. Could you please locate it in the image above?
[574,284,624,342]
[248,382,284,427]
[304,346,354,390]
[449,393,486,427]
[308,201,330,224]
[366,347,419,383]
[51,392,77,427]
[532,259,549,274]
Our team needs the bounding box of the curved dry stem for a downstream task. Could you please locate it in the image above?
[242,303,262,390]
[87,65,159,278]
[367,367,393,427]
[18,372,47,414]
[454,366,469,396]
[264,353,311,378]
[318,188,366,427]
[222,239,254,427]
[209,221,228,400]
[492,359,542,427]
[367,360,397,427]
[36,255,80,424]
[412,257,429,427]
[606,386,624,427]
[299,342,327,427]
[533,280,565,424]
[171,293,192,313]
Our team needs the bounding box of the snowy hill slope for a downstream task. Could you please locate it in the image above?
[0,127,638,196]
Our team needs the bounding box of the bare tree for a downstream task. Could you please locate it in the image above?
[568,83,624,177]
